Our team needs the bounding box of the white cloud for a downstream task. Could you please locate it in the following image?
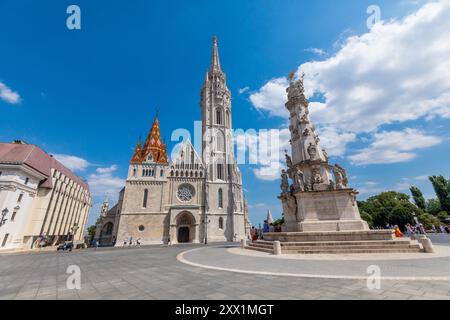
[249,78,289,118]
[316,128,357,157]
[300,0,450,133]
[0,81,21,104]
[414,175,430,181]
[87,165,125,197]
[238,86,250,94]
[349,128,442,165]
[53,154,90,172]
[357,181,384,195]
[248,202,266,209]
[96,165,118,174]
[305,48,326,56]
[249,1,450,161]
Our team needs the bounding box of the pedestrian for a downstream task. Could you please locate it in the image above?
[112,236,116,247]
[405,223,414,239]
[129,236,133,246]
[263,220,270,233]
[440,225,446,234]
[136,238,141,247]
[394,225,403,238]
[123,238,127,247]
[93,239,98,250]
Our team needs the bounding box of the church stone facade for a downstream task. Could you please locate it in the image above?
[95,37,250,245]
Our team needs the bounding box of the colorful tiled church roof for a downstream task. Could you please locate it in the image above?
[130,115,168,165]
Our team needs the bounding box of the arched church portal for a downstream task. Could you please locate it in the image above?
[176,212,196,243]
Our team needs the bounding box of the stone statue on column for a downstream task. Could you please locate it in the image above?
[333,164,348,189]
[280,170,290,194]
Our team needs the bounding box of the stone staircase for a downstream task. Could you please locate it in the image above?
[246,239,422,254]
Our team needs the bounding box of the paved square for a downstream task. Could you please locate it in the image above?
[1,238,449,300]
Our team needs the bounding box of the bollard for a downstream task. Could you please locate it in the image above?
[273,240,282,255]
[241,238,247,249]
[419,235,435,253]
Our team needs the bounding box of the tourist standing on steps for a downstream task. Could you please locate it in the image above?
[263,220,270,233]
[405,223,414,239]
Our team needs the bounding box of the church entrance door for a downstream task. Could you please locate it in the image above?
[178,227,190,243]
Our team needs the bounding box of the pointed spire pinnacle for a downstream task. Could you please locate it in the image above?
[210,35,222,72]
[266,210,274,224]
[140,114,168,164]
[130,136,143,164]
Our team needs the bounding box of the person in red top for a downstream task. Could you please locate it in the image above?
[394,225,404,238]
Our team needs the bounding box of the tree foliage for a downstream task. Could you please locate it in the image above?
[429,175,450,213]
[426,198,442,216]
[358,191,420,230]
[410,186,426,210]
[87,225,96,240]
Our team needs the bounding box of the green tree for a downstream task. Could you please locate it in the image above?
[437,211,449,224]
[410,186,426,210]
[87,225,96,242]
[358,191,420,230]
[417,212,441,230]
[426,198,442,216]
[360,211,373,228]
[429,175,450,213]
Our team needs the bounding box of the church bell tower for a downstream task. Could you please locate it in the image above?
[200,36,245,241]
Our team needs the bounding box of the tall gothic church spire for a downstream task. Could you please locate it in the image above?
[210,36,222,73]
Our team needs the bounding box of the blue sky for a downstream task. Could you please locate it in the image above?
[1,0,449,227]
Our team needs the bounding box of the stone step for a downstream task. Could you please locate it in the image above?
[282,244,421,251]
[247,242,274,249]
[245,245,274,254]
[280,240,415,247]
[285,248,422,254]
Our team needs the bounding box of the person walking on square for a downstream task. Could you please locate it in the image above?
[123,238,128,247]
[136,238,141,247]
[129,236,133,246]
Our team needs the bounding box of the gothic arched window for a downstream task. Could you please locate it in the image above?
[216,130,225,152]
[218,188,223,208]
[143,189,148,208]
[216,108,223,125]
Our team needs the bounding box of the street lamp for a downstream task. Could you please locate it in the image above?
[203,217,210,245]
[0,208,9,227]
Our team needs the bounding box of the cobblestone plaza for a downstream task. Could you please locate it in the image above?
[0,235,449,300]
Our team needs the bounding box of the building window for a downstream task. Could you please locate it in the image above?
[160,170,164,177]
[133,168,137,177]
[217,164,223,180]
[25,177,29,185]
[219,217,224,229]
[143,189,148,208]
[1,234,9,247]
[17,194,23,203]
[138,225,145,232]
[11,210,18,222]
[218,189,223,208]
[216,108,222,125]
